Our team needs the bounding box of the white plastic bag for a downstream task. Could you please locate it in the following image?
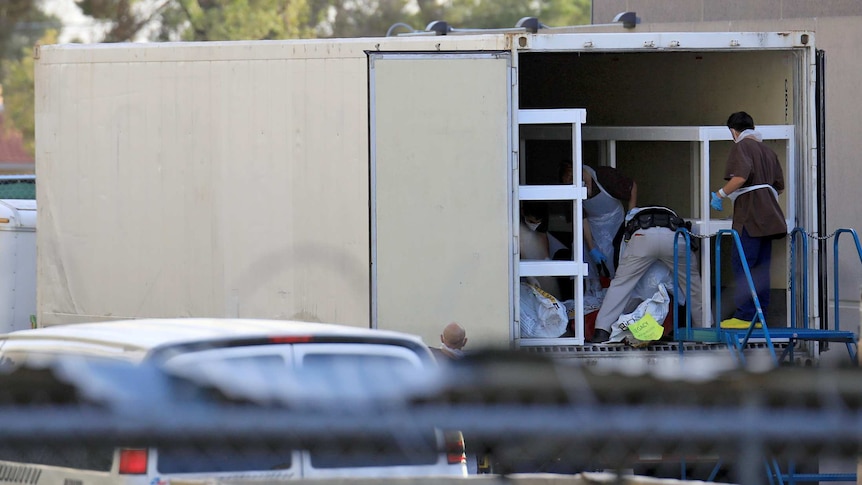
[519,282,568,338]
[607,283,670,346]
[630,262,675,302]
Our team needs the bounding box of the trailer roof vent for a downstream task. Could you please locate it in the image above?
[425,20,452,36]
[612,11,639,29]
[515,17,545,34]
[587,11,639,30]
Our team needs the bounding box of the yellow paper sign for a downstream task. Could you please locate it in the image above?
[628,313,664,341]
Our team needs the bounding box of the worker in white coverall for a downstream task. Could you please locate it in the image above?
[590,206,712,343]
[560,164,636,292]
[520,201,564,300]
[582,166,626,278]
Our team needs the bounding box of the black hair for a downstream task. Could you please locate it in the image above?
[521,200,548,220]
[726,111,755,132]
[558,159,573,181]
[521,201,550,233]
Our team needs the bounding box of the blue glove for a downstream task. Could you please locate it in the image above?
[589,248,607,264]
[625,208,639,223]
[710,192,723,211]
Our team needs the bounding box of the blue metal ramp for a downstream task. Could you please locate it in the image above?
[669,227,859,365]
[717,228,859,366]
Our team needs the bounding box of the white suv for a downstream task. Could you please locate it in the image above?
[0,318,468,483]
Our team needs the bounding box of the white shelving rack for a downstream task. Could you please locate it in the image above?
[517,109,589,346]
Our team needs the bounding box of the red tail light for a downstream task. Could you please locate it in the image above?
[118,448,148,474]
[444,431,466,465]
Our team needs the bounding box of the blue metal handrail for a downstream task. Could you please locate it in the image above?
[833,228,862,332]
[714,229,775,363]
[672,228,722,346]
[788,227,809,330]
[672,228,693,343]
[770,458,857,485]
[721,227,859,366]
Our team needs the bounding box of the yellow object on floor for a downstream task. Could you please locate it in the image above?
[720,317,762,329]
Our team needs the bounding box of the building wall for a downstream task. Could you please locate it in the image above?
[593,0,862,23]
[592,1,862,331]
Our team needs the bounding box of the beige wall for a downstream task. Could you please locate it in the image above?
[593,1,862,330]
[593,0,862,24]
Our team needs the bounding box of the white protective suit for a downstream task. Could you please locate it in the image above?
[582,166,625,295]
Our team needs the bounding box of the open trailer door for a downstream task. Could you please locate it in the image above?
[369,52,513,349]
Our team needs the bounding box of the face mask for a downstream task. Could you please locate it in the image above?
[525,220,541,232]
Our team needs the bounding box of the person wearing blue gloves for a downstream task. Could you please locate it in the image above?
[710,111,786,329]
[559,161,637,289]
[710,191,724,211]
[589,247,606,266]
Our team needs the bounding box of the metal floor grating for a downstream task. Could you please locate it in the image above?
[522,341,792,359]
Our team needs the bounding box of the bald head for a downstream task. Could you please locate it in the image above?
[441,322,467,349]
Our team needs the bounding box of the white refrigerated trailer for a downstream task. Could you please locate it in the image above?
[34,28,821,357]
[0,198,35,332]
[0,175,37,333]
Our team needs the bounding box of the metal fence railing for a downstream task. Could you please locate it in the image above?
[0,351,859,484]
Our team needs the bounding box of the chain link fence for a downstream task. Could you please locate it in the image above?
[0,350,859,484]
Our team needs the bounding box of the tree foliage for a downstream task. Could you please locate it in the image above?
[0,0,58,79]
[79,0,319,42]
[74,0,591,42]
[440,0,590,31]
[0,0,38,66]
[1,30,58,156]
[173,0,316,40]
[76,0,174,41]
